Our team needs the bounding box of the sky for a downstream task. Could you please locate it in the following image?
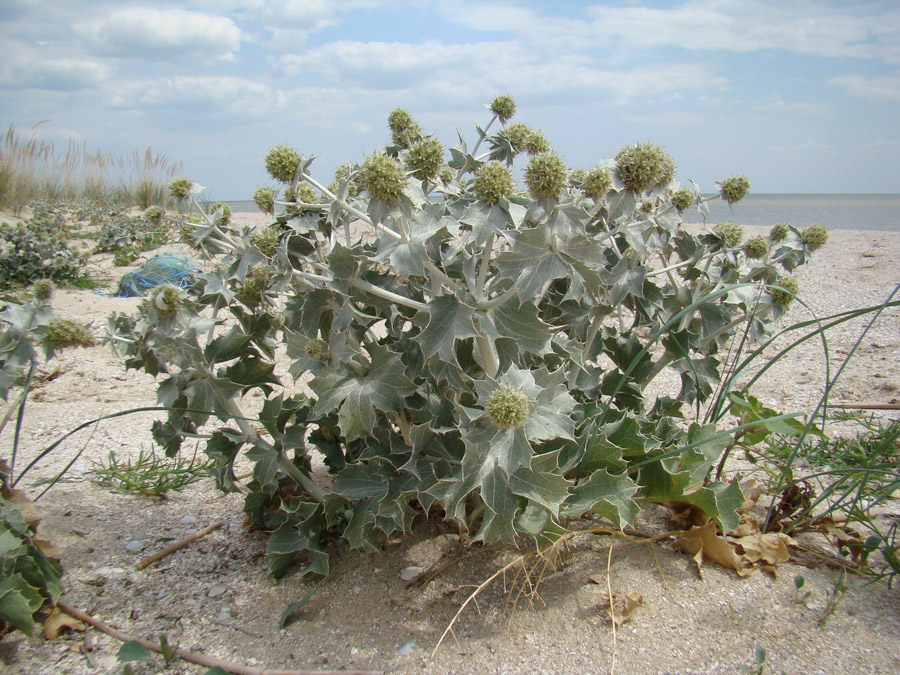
[1,0,898,200]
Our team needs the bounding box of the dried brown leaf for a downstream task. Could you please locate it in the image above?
[735,532,796,566]
[599,592,644,628]
[674,521,749,577]
[44,606,85,640]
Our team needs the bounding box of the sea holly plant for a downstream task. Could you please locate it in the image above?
[106,96,825,578]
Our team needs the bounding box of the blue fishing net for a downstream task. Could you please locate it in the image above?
[115,254,199,298]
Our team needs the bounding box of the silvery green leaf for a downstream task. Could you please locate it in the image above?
[496,225,574,300]
[563,469,640,528]
[480,296,552,355]
[417,295,480,364]
[475,462,519,543]
[509,467,570,513]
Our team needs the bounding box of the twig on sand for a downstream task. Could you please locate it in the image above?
[56,600,384,675]
[136,521,223,570]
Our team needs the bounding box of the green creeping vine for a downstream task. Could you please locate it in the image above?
[107,97,825,578]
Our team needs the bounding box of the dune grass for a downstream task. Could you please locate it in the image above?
[0,124,182,214]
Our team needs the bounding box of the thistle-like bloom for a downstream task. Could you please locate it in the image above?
[615,142,676,193]
[714,221,745,248]
[45,319,95,349]
[406,137,444,182]
[524,152,567,201]
[145,206,164,225]
[387,108,422,148]
[236,264,270,309]
[211,202,232,226]
[800,224,828,251]
[771,276,799,307]
[524,131,551,155]
[250,226,280,258]
[486,384,530,430]
[265,145,303,183]
[670,188,695,213]
[305,339,329,361]
[253,186,277,214]
[489,94,517,123]
[297,183,317,204]
[584,167,613,200]
[33,279,54,300]
[504,122,532,154]
[719,176,751,205]
[743,236,769,259]
[168,176,193,199]
[148,285,183,319]
[359,154,408,205]
[770,223,789,243]
[473,161,514,205]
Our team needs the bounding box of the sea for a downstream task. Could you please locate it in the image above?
[225,194,900,232]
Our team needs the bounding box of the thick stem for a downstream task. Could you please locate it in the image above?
[474,331,500,378]
[475,232,495,303]
[352,278,428,313]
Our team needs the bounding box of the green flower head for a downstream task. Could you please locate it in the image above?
[250,226,280,258]
[490,94,517,123]
[743,236,769,259]
[524,152,567,201]
[265,145,303,183]
[473,161,514,205]
[236,264,270,309]
[305,339,329,361]
[670,188,695,213]
[148,285,184,319]
[253,186,277,214]
[33,279,55,301]
[211,202,232,226]
[144,206,164,225]
[524,130,551,155]
[168,176,193,199]
[714,221,745,248]
[359,153,408,205]
[771,276,799,307]
[584,167,613,200]
[387,108,422,148]
[770,223,790,243]
[800,224,828,252]
[504,122,532,153]
[615,142,676,193]
[486,384,530,430]
[297,183,317,204]
[719,176,751,205]
[45,319,95,349]
[406,137,444,182]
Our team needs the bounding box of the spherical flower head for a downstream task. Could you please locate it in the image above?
[305,339,329,361]
[504,123,532,154]
[473,161,514,205]
[149,284,183,319]
[582,167,612,200]
[771,276,799,307]
[770,223,790,243]
[486,384,530,430]
[211,202,232,226]
[359,154,408,205]
[250,226,280,258]
[490,94,517,123]
[330,163,359,197]
[670,188,695,213]
[567,168,587,186]
[168,176,193,199]
[33,279,54,300]
[406,137,444,182]
[719,176,751,205]
[641,200,654,213]
[615,142,676,193]
[265,145,303,183]
[743,236,769,259]
[439,167,454,184]
[524,152,567,201]
[297,183,317,204]
[236,264,270,308]
[45,319,95,349]
[253,186,277,214]
[387,108,422,149]
[145,206,164,225]
[714,221,745,248]
[524,131,551,156]
[800,224,828,252]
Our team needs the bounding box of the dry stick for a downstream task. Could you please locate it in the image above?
[832,402,900,410]
[606,539,618,675]
[56,600,383,675]
[136,522,224,570]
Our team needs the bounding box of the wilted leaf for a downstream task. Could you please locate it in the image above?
[596,592,644,628]
[43,606,84,639]
[674,521,748,578]
[735,532,796,566]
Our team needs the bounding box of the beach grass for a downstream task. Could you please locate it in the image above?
[0,124,181,214]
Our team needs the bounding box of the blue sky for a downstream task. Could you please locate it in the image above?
[1,0,898,199]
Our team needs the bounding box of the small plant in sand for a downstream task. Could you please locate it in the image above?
[108,95,827,579]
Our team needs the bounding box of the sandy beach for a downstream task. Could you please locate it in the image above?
[1,210,899,674]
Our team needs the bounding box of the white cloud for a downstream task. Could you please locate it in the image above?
[0,43,112,90]
[76,8,242,62]
[828,74,900,100]
[625,111,705,125]
[859,139,899,152]
[765,140,837,155]
[440,0,900,63]
[109,76,281,117]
